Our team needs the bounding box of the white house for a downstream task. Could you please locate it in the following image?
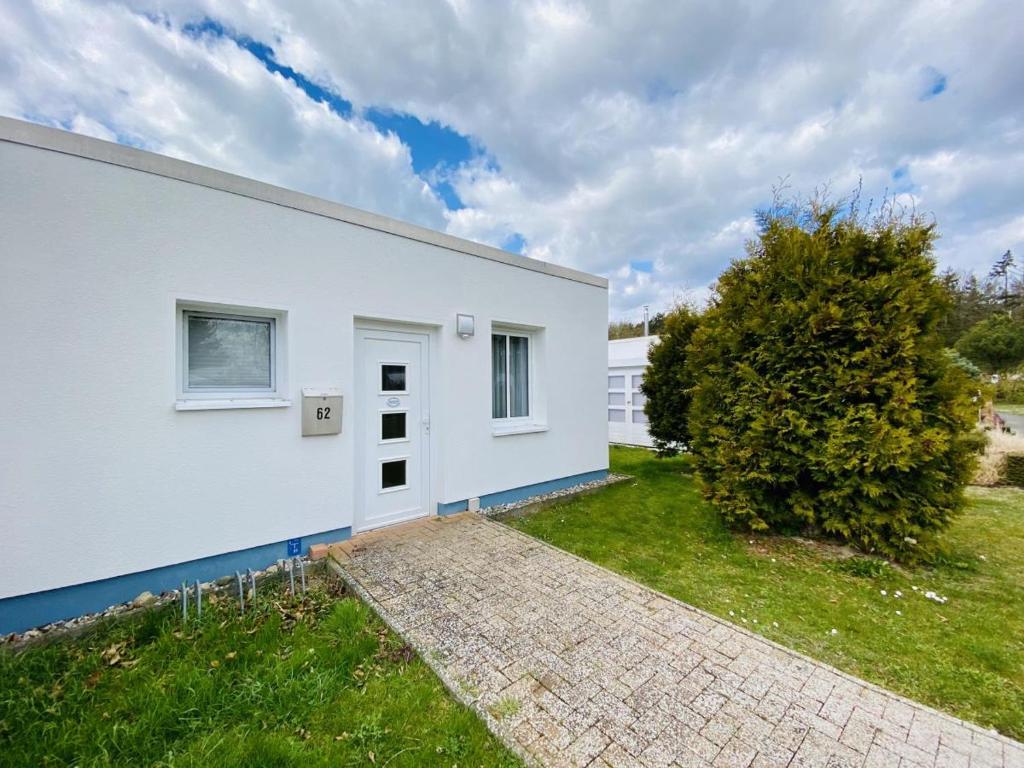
[608,335,658,447]
[0,117,608,634]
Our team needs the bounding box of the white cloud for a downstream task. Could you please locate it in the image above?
[2,0,1022,321]
[0,1,447,229]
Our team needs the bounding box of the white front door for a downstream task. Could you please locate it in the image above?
[356,328,430,531]
[608,367,653,447]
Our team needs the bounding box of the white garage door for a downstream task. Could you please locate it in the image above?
[607,367,654,447]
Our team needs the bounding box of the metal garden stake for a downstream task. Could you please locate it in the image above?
[236,571,245,614]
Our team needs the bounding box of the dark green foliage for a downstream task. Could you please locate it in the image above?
[938,271,998,346]
[962,429,989,456]
[1006,454,1024,487]
[640,306,700,454]
[688,202,977,560]
[956,314,1024,374]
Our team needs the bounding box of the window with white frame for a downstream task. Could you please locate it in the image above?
[491,331,531,419]
[177,303,287,408]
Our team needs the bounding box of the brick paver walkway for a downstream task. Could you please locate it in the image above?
[329,513,1022,768]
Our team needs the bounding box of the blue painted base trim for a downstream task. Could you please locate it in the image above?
[0,526,351,635]
[437,469,609,516]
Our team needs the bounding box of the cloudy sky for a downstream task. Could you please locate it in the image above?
[2,1,1022,320]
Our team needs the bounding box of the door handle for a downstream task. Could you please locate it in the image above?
[423,416,430,433]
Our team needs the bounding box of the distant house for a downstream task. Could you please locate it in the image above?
[608,335,658,447]
[0,117,609,634]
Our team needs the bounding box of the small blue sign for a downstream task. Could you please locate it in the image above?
[287,538,301,557]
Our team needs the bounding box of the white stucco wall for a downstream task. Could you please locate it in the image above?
[0,132,607,600]
[609,335,658,367]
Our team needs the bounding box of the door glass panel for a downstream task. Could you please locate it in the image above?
[632,410,648,424]
[608,408,626,422]
[381,412,407,441]
[608,392,625,405]
[608,375,625,389]
[381,459,407,489]
[632,375,643,389]
[633,393,647,408]
[381,364,406,392]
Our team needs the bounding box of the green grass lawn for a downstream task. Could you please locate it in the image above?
[509,446,1024,740]
[997,402,1024,416]
[0,571,519,768]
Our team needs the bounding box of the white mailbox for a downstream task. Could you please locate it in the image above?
[302,387,342,436]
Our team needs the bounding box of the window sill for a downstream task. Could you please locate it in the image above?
[175,398,292,411]
[491,422,549,437]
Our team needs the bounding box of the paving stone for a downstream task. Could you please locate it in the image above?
[332,513,1022,768]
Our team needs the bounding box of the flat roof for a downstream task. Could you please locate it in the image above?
[0,116,607,289]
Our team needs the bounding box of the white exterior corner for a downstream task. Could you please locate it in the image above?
[0,117,609,613]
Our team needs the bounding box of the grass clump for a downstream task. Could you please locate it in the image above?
[0,571,519,768]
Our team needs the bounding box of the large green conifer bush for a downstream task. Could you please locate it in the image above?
[688,202,976,560]
[641,305,701,455]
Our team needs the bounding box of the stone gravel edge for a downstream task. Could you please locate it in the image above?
[490,517,1023,753]
[480,472,632,519]
[325,555,544,768]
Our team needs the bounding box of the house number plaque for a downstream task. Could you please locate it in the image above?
[301,387,343,436]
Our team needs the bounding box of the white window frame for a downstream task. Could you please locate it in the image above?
[175,301,290,411]
[491,331,532,421]
[490,323,548,436]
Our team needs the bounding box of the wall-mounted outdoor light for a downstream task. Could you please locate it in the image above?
[456,313,475,339]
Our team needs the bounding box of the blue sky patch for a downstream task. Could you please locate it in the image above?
[630,259,654,273]
[178,16,478,211]
[502,233,527,254]
[364,109,474,175]
[891,164,914,194]
[920,67,948,100]
[182,18,355,118]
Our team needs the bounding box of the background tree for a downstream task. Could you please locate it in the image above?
[956,314,1024,374]
[937,270,995,346]
[608,312,665,339]
[640,306,700,454]
[988,250,1017,313]
[688,200,976,561]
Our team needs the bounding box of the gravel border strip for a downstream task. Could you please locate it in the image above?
[479,472,631,519]
[1,558,318,651]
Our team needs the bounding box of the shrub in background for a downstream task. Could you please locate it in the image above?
[994,376,1024,405]
[641,306,700,455]
[1005,454,1024,487]
[688,201,977,560]
[956,314,1024,375]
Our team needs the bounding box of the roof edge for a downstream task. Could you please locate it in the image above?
[0,116,607,290]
